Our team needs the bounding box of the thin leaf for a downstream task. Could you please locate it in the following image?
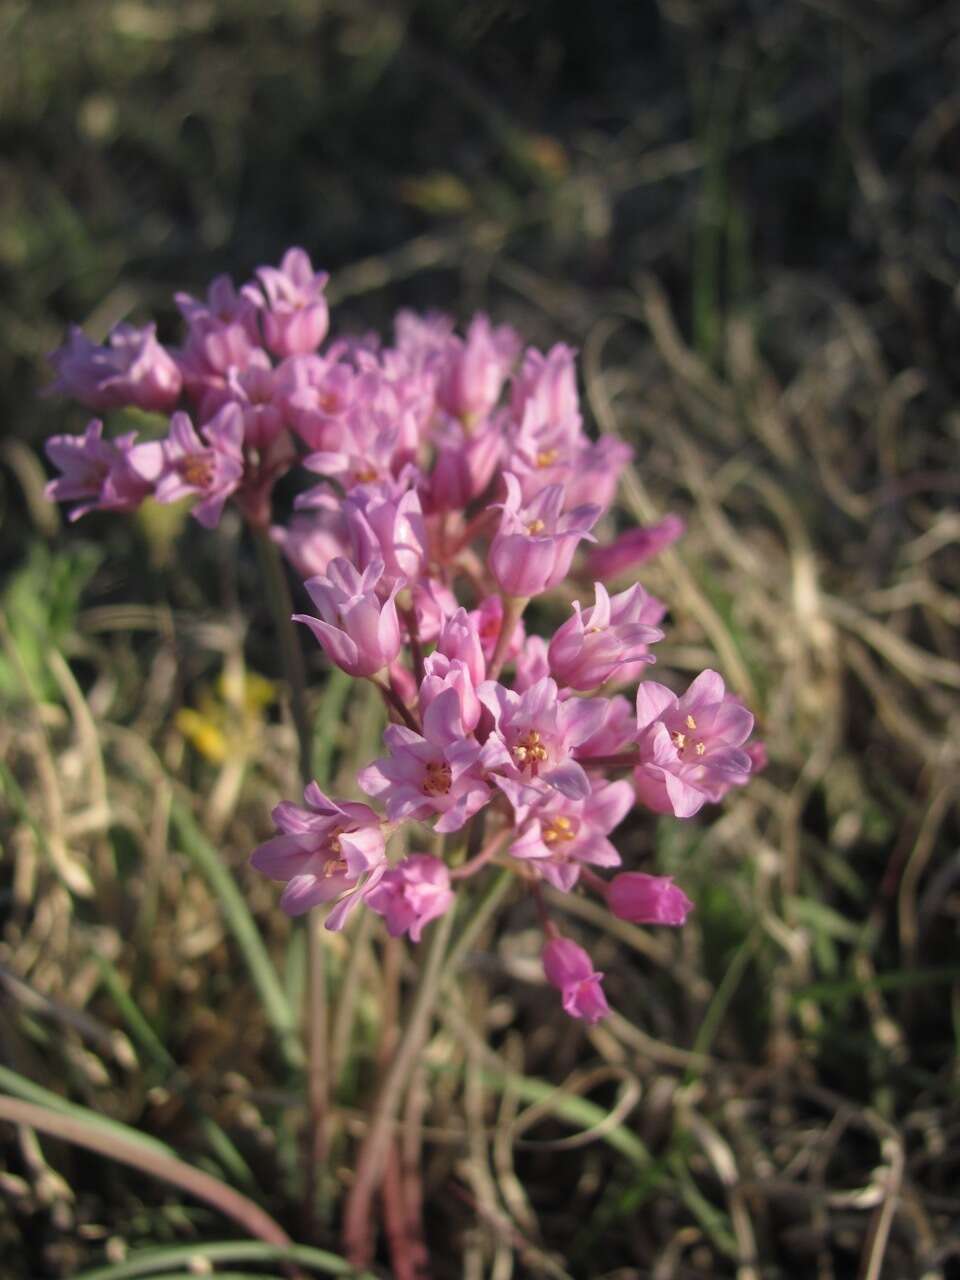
[72,1238,371,1280]
[169,798,303,1071]
[0,1095,290,1248]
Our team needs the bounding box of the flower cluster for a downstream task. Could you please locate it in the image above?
[44,246,763,1026]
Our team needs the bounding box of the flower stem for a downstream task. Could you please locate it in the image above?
[251,526,313,784]
[488,594,529,681]
[250,524,329,1239]
[449,827,512,880]
[371,673,421,733]
[342,905,457,1267]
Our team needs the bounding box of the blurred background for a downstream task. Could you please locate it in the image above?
[1,1,959,1276]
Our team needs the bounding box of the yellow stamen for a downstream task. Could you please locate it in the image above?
[526,518,546,535]
[514,729,549,771]
[536,448,559,468]
[542,815,576,845]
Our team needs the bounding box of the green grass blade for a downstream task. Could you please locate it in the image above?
[0,1064,175,1160]
[72,1239,372,1280]
[94,955,258,1190]
[169,799,303,1071]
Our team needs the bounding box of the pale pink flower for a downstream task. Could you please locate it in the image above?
[270,498,349,579]
[249,782,386,928]
[344,480,427,589]
[548,582,663,691]
[606,873,694,926]
[489,475,600,599]
[45,420,156,520]
[46,323,182,413]
[633,670,755,818]
[585,514,685,581]
[281,356,358,449]
[562,437,634,515]
[406,578,458,644]
[365,854,454,941]
[358,687,491,833]
[501,776,633,892]
[420,652,481,734]
[392,309,455,372]
[251,247,329,357]
[175,275,263,407]
[435,313,519,422]
[542,937,609,1025]
[478,676,608,800]
[512,635,551,693]
[225,360,288,448]
[436,607,487,686]
[294,557,402,678]
[573,694,635,759]
[427,417,502,513]
[469,595,525,667]
[510,343,582,439]
[133,405,244,528]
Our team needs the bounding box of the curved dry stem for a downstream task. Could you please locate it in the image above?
[0,1095,292,1250]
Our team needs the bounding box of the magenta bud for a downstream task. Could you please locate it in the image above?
[606,873,693,926]
[541,937,609,1025]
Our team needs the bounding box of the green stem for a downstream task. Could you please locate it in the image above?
[250,523,328,1238]
[252,526,313,785]
[170,801,302,1071]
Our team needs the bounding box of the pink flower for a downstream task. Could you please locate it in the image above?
[225,360,288,448]
[393,309,455,373]
[606,873,694,926]
[745,739,769,773]
[542,937,609,1025]
[585,515,685,581]
[427,418,502,513]
[251,247,329,357]
[548,582,664,691]
[511,343,582,438]
[46,323,182,413]
[406,578,458,644]
[574,694,636,759]
[294,558,402,678]
[436,608,487,686]
[270,497,349,579]
[302,415,406,492]
[365,854,454,941]
[632,670,755,818]
[512,635,551,693]
[478,676,608,800]
[435,314,519,422]
[488,474,600,599]
[469,595,525,667]
[358,687,491,833]
[281,356,358,449]
[175,275,263,407]
[250,782,386,927]
[344,480,427,589]
[562,437,634,515]
[501,776,633,892]
[420,653,482,733]
[45,420,156,520]
[134,406,245,529]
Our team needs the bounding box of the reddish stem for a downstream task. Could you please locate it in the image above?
[574,750,640,771]
[449,827,512,880]
[372,674,421,734]
[401,605,426,689]
[488,595,529,681]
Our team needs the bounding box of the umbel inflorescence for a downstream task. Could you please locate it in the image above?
[44,247,764,1025]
